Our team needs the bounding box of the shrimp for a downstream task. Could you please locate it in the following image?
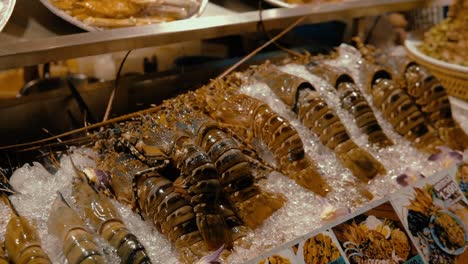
[1,186,51,264]
[92,152,216,263]
[47,193,106,264]
[71,162,152,264]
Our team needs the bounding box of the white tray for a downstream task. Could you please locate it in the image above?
[39,0,209,32]
[0,0,15,31]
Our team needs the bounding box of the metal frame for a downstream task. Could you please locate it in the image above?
[0,0,451,70]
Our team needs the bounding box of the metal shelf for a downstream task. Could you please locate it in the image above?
[0,0,451,70]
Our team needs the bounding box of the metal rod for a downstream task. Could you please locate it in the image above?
[0,0,438,70]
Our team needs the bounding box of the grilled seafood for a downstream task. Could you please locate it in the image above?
[363,67,444,154]
[0,242,7,264]
[390,229,410,260]
[385,57,468,150]
[48,193,106,264]
[3,196,51,264]
[302,233,341,264]
[311,64,393,147]
[158,107,285,228]
[71,164,152,264]
[93,151,216,263]
[124,123,232,250]
[194,80,331,196]
[254,66,385,183]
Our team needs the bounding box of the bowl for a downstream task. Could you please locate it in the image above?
[429,210,467,255]
[405,37,468,100]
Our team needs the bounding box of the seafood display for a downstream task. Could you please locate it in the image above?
[71,165,151,264]
[48,194,107,264]
[94,151,212,263]
[157,106,286,228]
[3,196,52,264]
[48,0,203,29]
[127,123,233,250]
[302,233,340,264]
[381,55,468,150]
[253,65,385,183]
[419,0,468,66]
[311,64,393,148]
[0,41,467,264]
[360,59,444,154]
[193,80,331,196]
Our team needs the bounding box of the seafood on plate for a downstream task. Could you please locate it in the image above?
[193,78,331,196]
[49,0,202,28]
[155,106,286,228]
[266,254,292,264]
[71,163,152,264]
[382,55,468,150]
[340,221,410,263]
[419,0,468,66]
[48,193,106,264]
[302,233,341,264]
[253,66,385,183]
[311,64,393,147]
[431,211,466,251]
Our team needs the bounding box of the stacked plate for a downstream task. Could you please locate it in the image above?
[0,0,15,31]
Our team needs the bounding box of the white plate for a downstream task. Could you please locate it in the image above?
[0,0,15,31]
[39,0,209,32]
[405,38,468,74]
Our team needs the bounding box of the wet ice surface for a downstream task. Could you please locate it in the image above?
[5,148,173,264]
[3,46,467,264]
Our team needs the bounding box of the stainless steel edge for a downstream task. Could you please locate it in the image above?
[0,0,446,70]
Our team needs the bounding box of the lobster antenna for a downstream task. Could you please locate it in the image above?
[1,195,19,216]
[102,50,133,123]
[0,16,305,151]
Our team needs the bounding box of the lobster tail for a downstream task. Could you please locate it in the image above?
[101,221,151,264]
[292,164,331,197]
[230,187,285,228]
[0,243,7,264]
[438,126,468,150]
[197,213,232,250]
[335,141,386,182]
